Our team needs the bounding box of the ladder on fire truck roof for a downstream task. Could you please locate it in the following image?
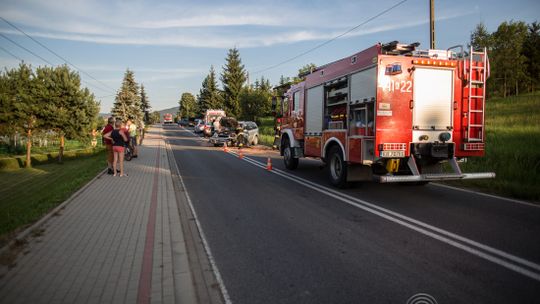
[466,46,488,142]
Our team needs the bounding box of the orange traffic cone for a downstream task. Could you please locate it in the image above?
[238,150,244,159]
[266,157,272,171]
[223,142,228,152]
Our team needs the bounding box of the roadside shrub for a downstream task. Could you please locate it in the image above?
[0,148,102,170]
[0,158,20,171]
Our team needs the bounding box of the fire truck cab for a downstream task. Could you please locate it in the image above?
[277,41,495,187]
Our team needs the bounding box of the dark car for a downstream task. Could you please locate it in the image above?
[178,119,189,127]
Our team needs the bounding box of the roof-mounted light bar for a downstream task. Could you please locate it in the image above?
[413,59,456,67]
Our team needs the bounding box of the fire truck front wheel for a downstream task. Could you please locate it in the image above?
[327,145,348,188]
[283,138,299,170]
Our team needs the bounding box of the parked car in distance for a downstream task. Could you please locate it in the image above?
[194,120,205,133]
[178,119,189,127]
[239,121,259,146]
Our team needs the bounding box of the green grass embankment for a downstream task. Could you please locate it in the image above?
[0,150,106,245]
[449,93,540,201]
[257,117,276,146]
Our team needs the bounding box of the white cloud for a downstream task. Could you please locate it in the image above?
[0,0,473,48]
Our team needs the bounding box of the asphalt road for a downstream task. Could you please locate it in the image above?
[165,125,540,304]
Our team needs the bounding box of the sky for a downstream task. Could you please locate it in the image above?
[0,0,538,113]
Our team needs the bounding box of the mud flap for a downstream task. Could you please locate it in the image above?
[347,164,372,182]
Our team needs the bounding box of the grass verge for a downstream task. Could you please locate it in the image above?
[446,93,540,201]
[0,150,106,246]
[258,117,276,147]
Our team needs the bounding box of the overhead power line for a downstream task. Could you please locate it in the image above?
[0,16,116,93]
[0,32,54,65]
[0,44,23,61]
[0,33,113,93]
[251,0,409,75]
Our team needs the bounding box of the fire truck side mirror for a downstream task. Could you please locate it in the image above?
[271,96,277,110]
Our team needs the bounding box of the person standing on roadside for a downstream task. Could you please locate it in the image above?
[102,117,115,174]
[127,119,138,158]
[103,120,129,177]
[138,120,145,145]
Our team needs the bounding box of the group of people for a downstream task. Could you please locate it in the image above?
[101,117,142,177]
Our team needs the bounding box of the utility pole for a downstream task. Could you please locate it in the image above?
[430,0,435,49]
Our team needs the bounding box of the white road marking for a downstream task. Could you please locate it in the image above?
[166,142,233,304]
[226,151,540,282]
[431,183,540,208]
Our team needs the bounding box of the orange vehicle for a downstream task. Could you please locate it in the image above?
[276,41,495,187]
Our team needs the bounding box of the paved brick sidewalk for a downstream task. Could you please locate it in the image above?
[0,127,196,304]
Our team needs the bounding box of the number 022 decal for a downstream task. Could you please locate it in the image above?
[384,80,412,93]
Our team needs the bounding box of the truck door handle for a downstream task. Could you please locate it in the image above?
[409,100,414,109]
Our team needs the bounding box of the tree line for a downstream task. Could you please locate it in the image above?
[178,48,276,122]
[470,20,539,97]
[0,63,100,167]
[178,48,314,122]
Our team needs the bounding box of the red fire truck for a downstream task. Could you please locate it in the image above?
[276,41,495,187]
[163,113,173,124]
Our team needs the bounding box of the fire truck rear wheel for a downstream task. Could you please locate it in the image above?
[283,138,299,170]
[327,145,348,188]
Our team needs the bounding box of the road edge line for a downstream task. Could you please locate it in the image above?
[431,183,540,208]
[167,141,232,304]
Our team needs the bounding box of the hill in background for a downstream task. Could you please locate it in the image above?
[99,106,179,121]
[156,107,179,120]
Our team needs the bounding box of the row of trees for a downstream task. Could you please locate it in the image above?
[470,21,539,97]
[111,69,151,125]
[0,63,100,167]
[178,48,313,122]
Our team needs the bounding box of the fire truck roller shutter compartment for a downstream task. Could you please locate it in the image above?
[306,85,324,134]
[350,67,376,104]
[412,67,454,143]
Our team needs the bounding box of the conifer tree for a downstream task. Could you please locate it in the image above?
[470,22,493,51]
[140,84,151,123]
[112,69,142,122]
[198,66,223,114]
[221,48,246,117]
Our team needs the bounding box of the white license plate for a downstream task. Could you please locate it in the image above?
[381,150,405,158]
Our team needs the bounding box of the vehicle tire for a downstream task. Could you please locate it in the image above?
[327,145,348,188]
[252,135,258,146]
[283,138,299,170]
[125,148,133,161]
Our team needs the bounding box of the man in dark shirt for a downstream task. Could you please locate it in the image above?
[102,117,115,174]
